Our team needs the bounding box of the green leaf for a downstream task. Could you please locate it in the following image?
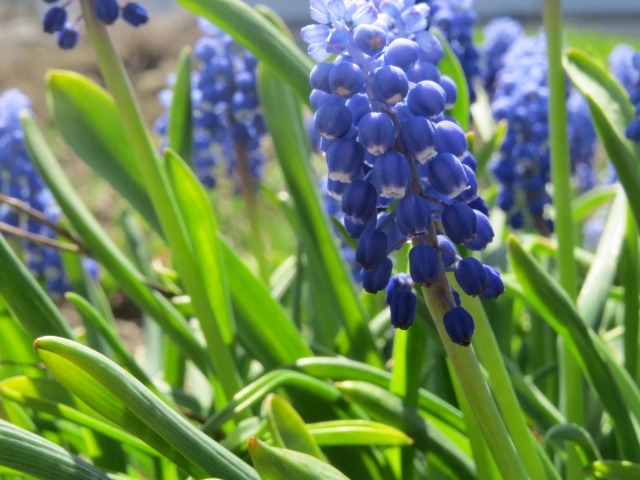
[257,64,381,367]
[507,236,640,461]
[248,437,348,480]
[307,420,413,447]
[0,418,109,480]
[564,49,640,229]
[0,232,73,340]
[433,30,469,131]
[572,185,618,224]
[35,336,258,479]
[0,376,159,458]
[177,0,312,103]
[545,424,601,464]
[335,381,475,478]
[262,394,325,460]
[168,47,194,166]
[585,460,640,479]
[577,187,627,328]
[46,71,160,232]
[20,113,211,376]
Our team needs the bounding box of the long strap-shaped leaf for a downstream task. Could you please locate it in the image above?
[0,418,109,479]
[508,236,640,461]
[0,233,73,340]
[564,49,640,230]
[35,336,259,480]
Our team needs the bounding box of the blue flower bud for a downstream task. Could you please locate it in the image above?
[435,120,468,157]
[342,180,377,224]
[454,165,477,203]
[358,112,395,155]
[385,273,413,304]
[310,62,334,92]
[314,100,352,139]
[301,23,330,45]
[345,213,377,239]
[443,306,475,346]
[310,89,340,110]
[389,289,417,329]
[94,0,119,25]
[407,80,446,118]
[353,24,386,56]
[401,4,429,33]
[378,213,407,252]
[372,66,409,106]
[454,257,488,296]
[626,118,640,142]
[396,193,432,237]
[57,25,79,50]
[399,115,438,164]
[481,265,505,299]
[356,228,388,269]
[451,288,462,307]
[415,31,444,64]
[409,245,439,286]
[407,60,440,83]
[463,210,494,251]
[461,152,477,171]
[122,3,149,27]
[346,93,372,126]
[384,38,418,71]
[437,235,457,268]
[330,62,365,98]
[326,137,364,182]
[361,257,393,293]
[326,29,350,54]
[439,75,458,108]
[441,202,477,244]
[371,151,411,198]
[43,7,67,33]
[426,153,469,198]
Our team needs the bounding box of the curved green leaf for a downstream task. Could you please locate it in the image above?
[177,0,312,103]
[168,47,194,165]
[35,336,258,480]
[564,49,640,229]
[46,71,160,231]
[248,437,348,480]
[507,236,640,461]
[307,420,413,447]
[335,381,475,478]
[545,424,601,464]
[262,394,325,460]
[0,418,109,480]
[584,460,640,479]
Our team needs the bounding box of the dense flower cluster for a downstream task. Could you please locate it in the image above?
[303,0,503,343]
[486,30,597,232]
[0,89,70,297]
[480,17,523,95]
[41,0,148,50]
[156,19,266,191]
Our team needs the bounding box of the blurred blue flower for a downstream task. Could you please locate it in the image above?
[156,19,266,191]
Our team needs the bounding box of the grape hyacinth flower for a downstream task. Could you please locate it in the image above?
[0,89,78,298]
[487,33,597,232]
[480,17,524,96]
[303,0,503,346]
[616,49,640,144]
[40,0,148,50]
[156,19,266,191]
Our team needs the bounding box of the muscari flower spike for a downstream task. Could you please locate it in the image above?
[156,19,266,191]
[0,89,98,298]
[40,0,149,50]
[304,0,503,346]
[486,29,597,233]
[614,47,640,144]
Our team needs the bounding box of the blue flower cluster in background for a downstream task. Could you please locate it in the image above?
[303,0,503,343]
[0,89,71,298]
[156,19,266,191]
[41,0,148,50]
[617,48,640,143]
[480,17,523,95]
[484,27,597,232]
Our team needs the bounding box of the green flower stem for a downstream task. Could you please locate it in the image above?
[79,0,243,402]
[418,222,527,479]
[231,141,270,283]
[465,296,558,480]
[623,206,640,381]
[544,1,582,478]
